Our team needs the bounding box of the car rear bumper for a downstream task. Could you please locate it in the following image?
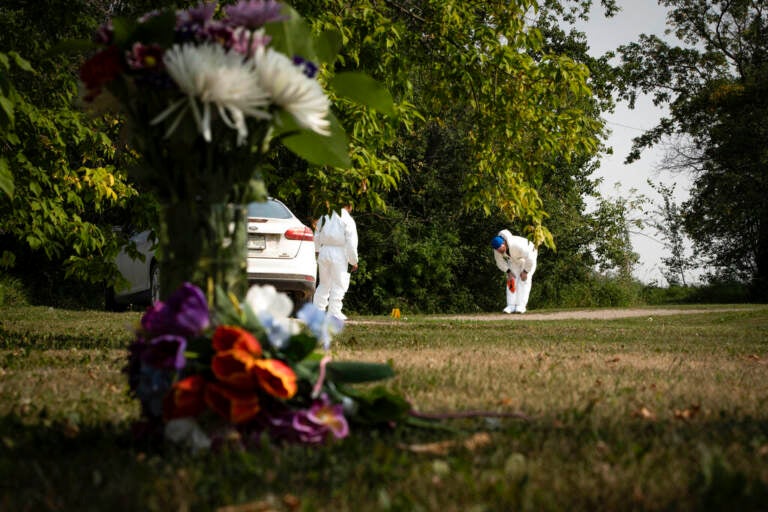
[247,273,316,298]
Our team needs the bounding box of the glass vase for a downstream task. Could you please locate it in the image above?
[157,201,248,306]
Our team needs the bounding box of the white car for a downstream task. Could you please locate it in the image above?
[106,198,317,311]
[105,229,160,311]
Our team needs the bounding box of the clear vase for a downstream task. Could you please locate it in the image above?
[157,201,248,306]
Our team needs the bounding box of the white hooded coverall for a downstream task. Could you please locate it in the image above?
[493,229,537,312]
[313,208,358,318]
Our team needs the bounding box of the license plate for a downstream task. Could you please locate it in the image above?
[248,235,266,250]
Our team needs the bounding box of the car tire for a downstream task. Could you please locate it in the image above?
[105,285,127,312]
[290,292,312,316]
[150,261,161,305]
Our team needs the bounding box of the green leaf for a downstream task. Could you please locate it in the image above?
[0,97,14,130]
[9,52,33,73]
[110,17,138,48]
[133,10,177,47]
[329,72,395,116]
[210,286,242,325]
[344,385,410,425]
[265,5,316,61]
[279,111,351,168]
[240,302,265,334]
[0,158,14,199]
[0,250,16,268]
[279,332,317,363]
[185,335,215,370]
[326,361,395,383]
[315,29,343,66]
[48,39,98,58]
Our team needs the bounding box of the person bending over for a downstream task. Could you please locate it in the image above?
[491,230,537,314]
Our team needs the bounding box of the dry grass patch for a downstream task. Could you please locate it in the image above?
[0,348,135,423]
[0,305,766,511]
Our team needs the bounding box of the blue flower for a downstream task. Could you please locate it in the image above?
[297,303,343,350]
[259,314,292,350]
[136,363,174,418]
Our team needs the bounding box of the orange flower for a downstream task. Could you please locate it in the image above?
[212,325,262,355]
[211,349,257,390]
[163,375,207,421]
[204,381,260,424]
[252,359,297,399]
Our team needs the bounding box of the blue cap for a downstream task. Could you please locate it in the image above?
[491,236,504,250]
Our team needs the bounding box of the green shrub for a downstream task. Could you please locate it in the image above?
[533,272,644,309]
[1,270,104,310]
[0,274,27,307]
[642,282,751,305]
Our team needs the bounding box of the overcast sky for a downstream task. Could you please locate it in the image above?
[573,1,703,284]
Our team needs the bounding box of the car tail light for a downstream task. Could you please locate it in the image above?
[285,226,314,241]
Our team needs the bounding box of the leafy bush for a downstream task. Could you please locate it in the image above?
[0,274,27,307]
[532,272,644,309]
[2,267,104,310]
[643,281,751,305]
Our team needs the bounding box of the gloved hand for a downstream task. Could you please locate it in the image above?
[507,275,516,292]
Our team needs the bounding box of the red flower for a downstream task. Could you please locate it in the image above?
[79,45,125,101]
[163,375,207,421]
[212,325,262,355]
[252,359,297,399]
[126,42,165,71]
[211,349,257,390]
[204,381,260,424]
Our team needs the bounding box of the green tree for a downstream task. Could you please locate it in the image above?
[340,0,635,313]
[1,0,625,311]
[528,2,647,306]
[0,1,151,304]
[256,0,621,313]
[272,0,605,246]
[647,180,696,286]
[617,0,768,299]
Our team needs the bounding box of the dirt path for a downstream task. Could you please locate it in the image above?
[347,307,756,324]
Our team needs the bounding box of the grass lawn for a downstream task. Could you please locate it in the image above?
[1,304,767,511]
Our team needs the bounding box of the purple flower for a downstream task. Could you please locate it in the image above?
[197,21,236,47]
[141,282,210,338]
[292,56,318,78]
[224,0,287,29]
[177,2,218,26]
[264,395,349,444]
[177,2,225,43]
[230,27,271,56]
[307,394,349,439]
[138,10,163,23]
[93,22,113,45]
[141,335,188,370]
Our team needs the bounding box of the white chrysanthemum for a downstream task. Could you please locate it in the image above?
[254,47,331,136]
[151,43,271,144]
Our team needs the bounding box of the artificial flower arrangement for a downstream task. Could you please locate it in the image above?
[77,2,420,450]
[127,282,410,451]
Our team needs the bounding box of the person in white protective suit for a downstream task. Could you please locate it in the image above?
[491,229,538,314]
[313,205,358,320]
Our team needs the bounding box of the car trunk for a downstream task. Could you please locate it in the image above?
[247,218,303,259]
